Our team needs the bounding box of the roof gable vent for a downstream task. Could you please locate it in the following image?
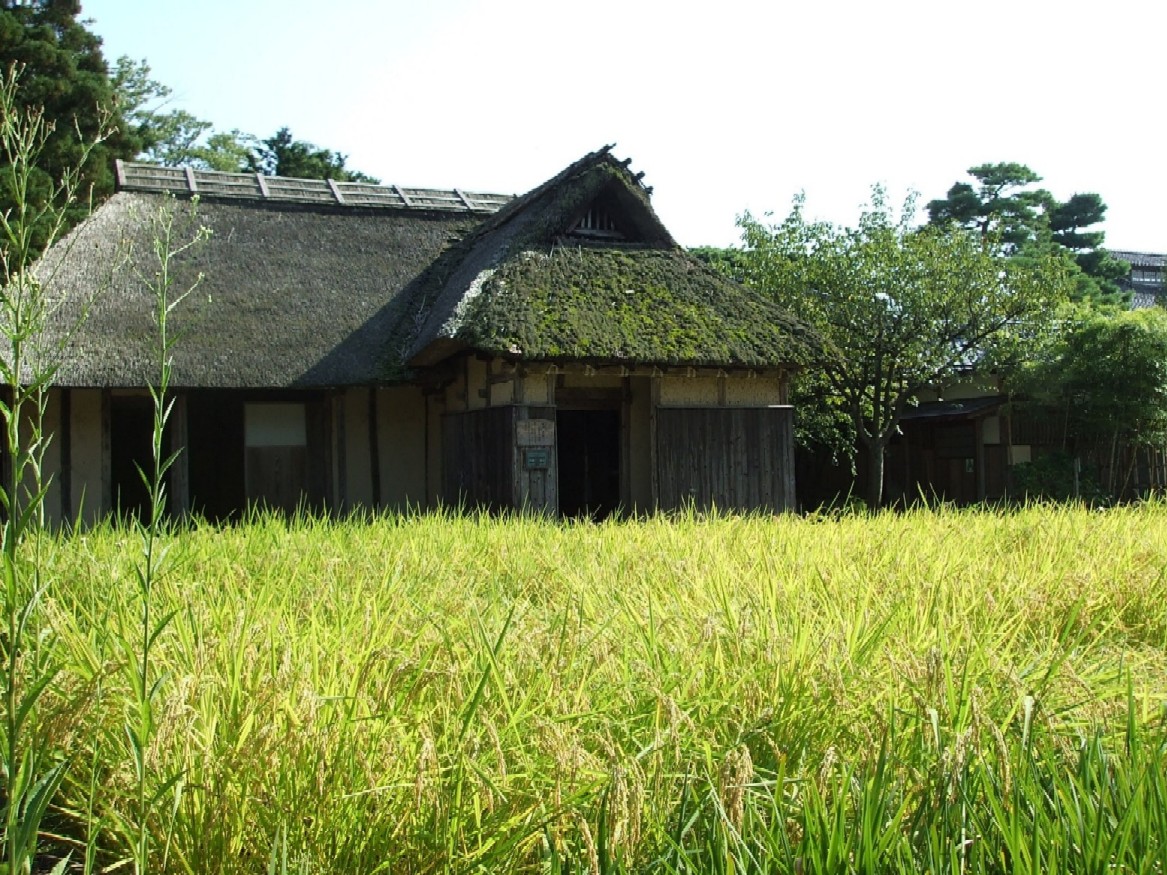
[565,186,644,242]
[572,203,626,240]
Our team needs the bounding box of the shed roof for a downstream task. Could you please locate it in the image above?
[899,395,1004,423]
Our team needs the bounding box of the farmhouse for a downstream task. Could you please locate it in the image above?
[28,147,814,524]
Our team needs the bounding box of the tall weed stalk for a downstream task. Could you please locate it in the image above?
[114,197,208,875]
[0,65,109,875]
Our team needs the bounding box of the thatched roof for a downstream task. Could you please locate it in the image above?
[36,190,489,388]
[406,147,813,368]
[29,150,812,389]
[448,247,815,366]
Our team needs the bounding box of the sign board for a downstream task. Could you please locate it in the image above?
[523,448,551,470]
[516,419,555,447]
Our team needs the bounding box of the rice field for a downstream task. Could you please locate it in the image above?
[19,504,1167,872]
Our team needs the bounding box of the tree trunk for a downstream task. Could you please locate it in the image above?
[863,437,886,509]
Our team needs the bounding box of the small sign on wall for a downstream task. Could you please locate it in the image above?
[524,447,551,470]
[516,419,555,447]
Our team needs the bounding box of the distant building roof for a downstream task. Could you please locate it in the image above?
[1110,249,1165,308]
[1110,250,1166,269]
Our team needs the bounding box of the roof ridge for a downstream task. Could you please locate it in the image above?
[115,159,514,214]
[422,145,655,255]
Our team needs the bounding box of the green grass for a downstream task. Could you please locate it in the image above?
[22,503,1167,872]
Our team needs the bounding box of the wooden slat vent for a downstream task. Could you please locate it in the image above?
[116,160,512,214]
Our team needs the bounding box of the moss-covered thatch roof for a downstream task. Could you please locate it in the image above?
[406,146,813,369]
[455,247,814,366]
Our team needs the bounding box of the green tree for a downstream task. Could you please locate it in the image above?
[926,162,1048,252]
[693,245,856,465]
[1018,306,1167,497]
[0,0,135,254]
[111,56,256,171]
[249,126,378,182]
[927,163,1127,302]
[110,60,378,180]
[741,188,1067,507]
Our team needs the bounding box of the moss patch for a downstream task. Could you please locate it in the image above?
[458,247,817,366]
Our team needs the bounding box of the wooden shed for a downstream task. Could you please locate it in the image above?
[25,147,813,523]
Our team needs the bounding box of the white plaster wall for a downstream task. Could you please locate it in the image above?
[659,375,718,407]
[724,376,783,407]
[343,389,373,508]
[490,378,514,407]
[982,415,1001,445]
[244,403,307,447]
[629,375,652,509]
[466,357,488,411]
[427,393,444,506]
[70,390,104,526]
[377,386,427,509]
[444,368,467,413]
[522,374,550,405]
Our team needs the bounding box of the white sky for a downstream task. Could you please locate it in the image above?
[80,0,1165,252]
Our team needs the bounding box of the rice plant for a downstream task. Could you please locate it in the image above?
[25,501,1167,872]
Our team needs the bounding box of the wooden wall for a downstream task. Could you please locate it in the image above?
[655,406,796,512]
[441,405,516,511]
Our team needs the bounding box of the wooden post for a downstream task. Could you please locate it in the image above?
[975,418,986,502]
[649,374,660,509]
[621,377,632,510]
[60,388,72,526]
[333,392,347,514]
[512,405,524,510]
[368,388,381,509]
[100,389,111,517]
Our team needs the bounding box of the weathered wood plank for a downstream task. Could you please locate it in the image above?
[441,406,516,510]
[656,407,795,512]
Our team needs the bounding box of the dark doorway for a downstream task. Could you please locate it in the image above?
[557,409,621,519]
[110,396,154,521]
[187,393,246,522]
